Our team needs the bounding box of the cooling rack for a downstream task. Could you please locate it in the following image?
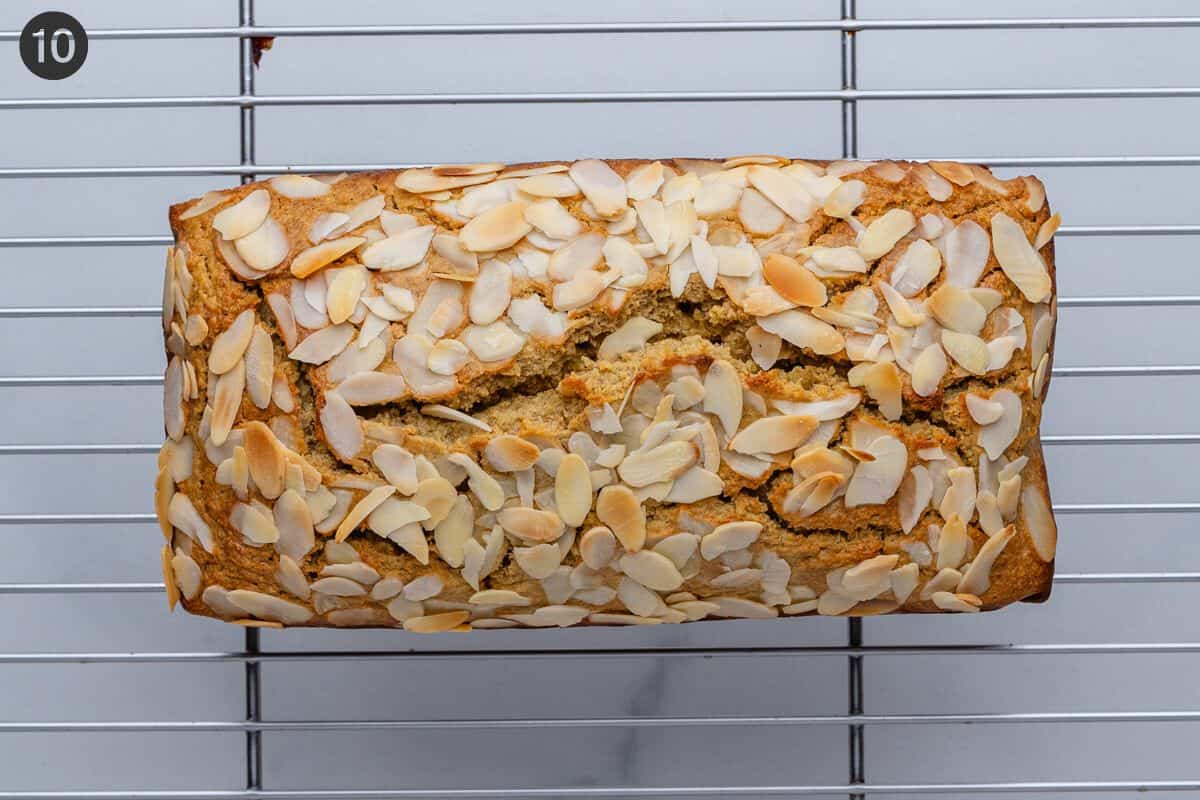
[1,1,1199,796]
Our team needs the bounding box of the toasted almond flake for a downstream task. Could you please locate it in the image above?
[929,590,979,613]
[460,319,525,363]
[957,523,1015,596]
[226,589,312,624]
[213,189,270,240]
[859,209,916,261]
[240,326,273,410]
[822,179,866,219]
[597,316,663,362]
[444,453,504,511]
[927,284,986,335]
[700,360,742,437]
[410,477,456,531]
[624,161,665,200]
[168,492,214,552]
[913,163,953,201]
[746,165,816,223]
[729,415,818,455]
[334,370,407,406]
[272,489,315,563]
[396,168,496,194]
[497,507,565,543]
[430,162,505,177]
[477,436,537,475]
[595,485,645,553]
[692,178,741,217]
[208,309,255,375]
[414,404,490,433]
[235,217,289,272]
[230,502,279,545]
[975,389,1023,461]
[385,596,425,622]
[171,549,202,602]
[782,471,846,517]
[325,267,366,325]
[361,226,435,272]
[941,220,990,289]
[269,174,331,199]
[515,172,580,198]
[423,338,468,376]
[616,575,666,617]
[183,314,208,346]
[909,343,946,396]
[163,357,186,441]
[618,441,697,487]
[566,159,627,218]
[328,194,386,238]
[991,213,1052,302]
[929,161,974,186]
[572,527,616,571]
[966,394,1004,425]
[289,323,354,365]
[403,610,470,633]
[548,231,604,282]
[939,466,977,524]
[763,253,827,307]
[467,589,532,608]
[706,596,777,619]
[620,550,684,592]
[898,465,933,534]
[552,267,617,311]
[332,485,396,543]
[700,521,761,560]
[154,467,174,540]
[319,390,363,462]
[553,453,592,526]
[309,212,351,245]
[180,190,229,221]
[756,309,844,355]
[428,495,472,568]
[745,326,782,370]
[210,360,245,447]
[242,422,286,499]
[844,434,907,507]
[1032,210,1062,250]
[935,513,970,571]
[370,445,417,495]
[509,543,561,580]
[841,554,899,600]
[457,200,531,252]
[713,242,760,277]
[463,260,512,328]
[941,330,989,375]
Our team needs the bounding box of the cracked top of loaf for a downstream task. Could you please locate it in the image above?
[158,156,1059,630]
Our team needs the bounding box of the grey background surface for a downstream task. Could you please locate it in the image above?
[1,0,1198,797]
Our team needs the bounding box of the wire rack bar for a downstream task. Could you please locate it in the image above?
[2,572,1197,595]
[9,154,1200,178]
[3,783,1200,798]
[13,87,1200,111]
[4,643,1200,665]
[4,17,1200,40]
[4,709,1200,733]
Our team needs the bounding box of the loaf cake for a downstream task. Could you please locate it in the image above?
[158,156,1059,630]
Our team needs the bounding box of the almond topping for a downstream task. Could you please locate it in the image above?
[208,308,255,375]
[569,159,628,218]
[497,507,565,543]
[335,485,396,543]
[858,209,916,261]
[213,189,270,240]
[555,453,593,526]
[618,441,697,487]
[458,201,531,252]
[700,521,762,560]
[729,415,818,455]
[595,485,645,552]
[991,213,1052,302]
[620,550,684,592]
[361,225,436,271]
[763,253,827,307]
[290,236,364,278]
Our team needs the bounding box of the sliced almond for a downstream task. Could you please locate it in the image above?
[334,485,396,542]
[763,253,827,307]
[208,308,255,375]
[242,421,286,499]
[231,502,280,545]
[579,526,618,569]
[702,360,743,436]
[957,524,1015,596]
[890,239,942,296]
[458,201,531,252]
[319,390,363,461]
[746,165,816,223]
[822,179,866,219]
[1035,212,1061,250]
[991,213,1052,302]
[618,441,697,487]
[936,513,971,571]
[180,190,229,221]
[404,610,471,633]
[1021,482,1057,561]
[329,195,386,238]
[548,232,604,282]
[941,330,989,375]
[517,173,580,199]
[325,267,367,325]
[209,360,245,447]
[289,323,354,364]
[620,550,684,592]
[842,554,899,600]
[481,435,538,473]
[844,434,907,507]
[269,175,332,199]
[396,169,496,194]
[911,343,948,396]
[913,163,953,201]
[361,226,436,271]
[782,471,846,517]
[290,236,363,279]
[977,389,1023,460]
[928,284,987,334]
[928,161,975,186]
[335,371,408,406]
[931,591,982,613]
[849,361,902,421]
[729,415,818,455]
[966,393,1003,425]
[624,162,665,200]
[858,209,916,261]
[595,485,645,552]
[497,507,565,543]
[234,217,289,272]
[554,453,593,526]
[213,189,270,240]
[898,465,933,534]
[569,159,628,218]
[433,162,506,177]
[756,309,844,355]
[699,521,762,560]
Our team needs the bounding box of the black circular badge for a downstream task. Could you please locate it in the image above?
[20,12,88,80]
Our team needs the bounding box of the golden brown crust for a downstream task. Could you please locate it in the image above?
[160,157,1057,628]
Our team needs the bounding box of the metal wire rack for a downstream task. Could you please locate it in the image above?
[1,1,1199,796]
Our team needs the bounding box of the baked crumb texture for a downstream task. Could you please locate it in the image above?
[159,157,1059,630]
